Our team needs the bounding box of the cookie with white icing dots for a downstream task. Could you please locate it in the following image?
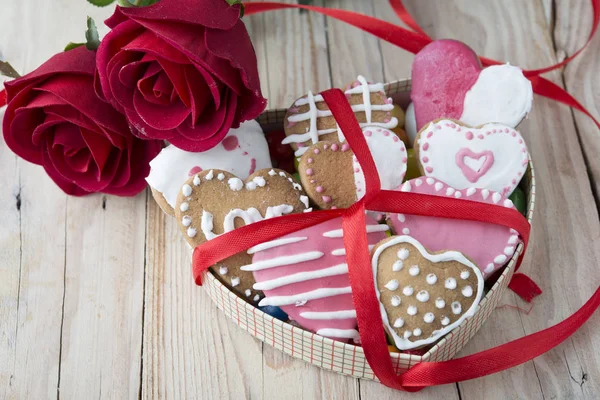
[388,177,520,278]
[298,127,407,209]
[174,168,309,303]
[415,119,528,196]
[411,39,532,131]
[372,235,484,350]
[249,216,389,342]
[146,120,272,216]
[283,76,399,157]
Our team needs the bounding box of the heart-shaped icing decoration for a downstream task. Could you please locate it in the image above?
[174,168,309,303]
[388,177,520,278]
[283,75,398,157]
[372,235,484,350]
[298,127,407,209]
[248,217,389,342]
[416,119,528,196]
[147,120,272,215]
[411,39,532,130]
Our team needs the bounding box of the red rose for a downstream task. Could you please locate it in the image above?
[2,46,162,196]
[95,0,267,152]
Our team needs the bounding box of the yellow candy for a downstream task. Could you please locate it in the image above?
[404,148,422,181]
[391,103,406,128]
[388,344,401,354]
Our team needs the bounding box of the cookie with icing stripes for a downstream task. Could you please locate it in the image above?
[387,177,520,278]
[415,119,528,196]
[249,216,389,342]
[174,168,309,303]
[298,127,407,210]
[372,235,484,350]
[283,75,399,157]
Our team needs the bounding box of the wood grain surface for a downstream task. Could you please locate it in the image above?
[0,0,599,399]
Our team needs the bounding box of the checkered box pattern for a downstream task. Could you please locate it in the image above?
[204,79,536,381]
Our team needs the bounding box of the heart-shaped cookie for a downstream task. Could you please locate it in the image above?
[147,120,272,216]
[388,177,520,278]
[283,75,399,157]
[248,216,389,342]
[411,39,532,130]
[416,119,528,196]
[298,127,407,209]
[372,235,484,350]
[174,168,309,303]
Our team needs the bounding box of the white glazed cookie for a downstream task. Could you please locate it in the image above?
[146,120,272,215]
[174,168,309,303]
[372,235,484,350]
[283,75,399,157]
[415,119,528,196]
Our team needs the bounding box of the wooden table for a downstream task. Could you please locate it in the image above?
[1,0,599,398]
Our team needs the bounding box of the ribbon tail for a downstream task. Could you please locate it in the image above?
[508,272,542,302]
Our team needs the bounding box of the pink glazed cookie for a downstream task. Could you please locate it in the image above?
[416,119,528,196]
[246,217,389,342]
[411,40,532,130]
[388,178,520,278]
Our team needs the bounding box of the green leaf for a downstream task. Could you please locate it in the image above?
[64,42,85,52]
[225,0,244,17]
[86,0,116,6]
[117,0,134,6]
[85,17,100,51]
[0,60,20,79]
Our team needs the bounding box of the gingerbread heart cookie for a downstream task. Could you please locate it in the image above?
[416,119,528,196]
[388,177,520,278]
[298,127,407,209]
[372,236,483,350]
[147,120,272,216]
[283,75,398,157]
[174,168,309,303]
[248,216,389,342]
[411,39,532,130]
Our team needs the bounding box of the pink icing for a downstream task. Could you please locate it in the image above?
[188,166,202,176]
[248,158,257,175]
[316,186,324,193]
[251,217,387,341]
[306,168,314,176]
[331,143,339,151]
[322,195,332,203]
[222,135,239,151]
[465,131,474,140]
[411,40,481,130]
[455,148,495,183]
[388,178,517,278]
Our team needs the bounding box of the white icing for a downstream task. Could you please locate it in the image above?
[397,248,409,260]
[445,277,457,290]
[445,187,455,196]
[393,318,405,328]
[504,199,514,208]
[451,301,462,315]
[402,228,410,235]
[407,305,418,316]
[253,176,266,187]
[300,310,357,320]
[494,254,508,264]
[385,279,400,291]
[231,277,240,287]
[268,169,276,176]
[434,182,443,191]
[409,265,420,276]
[401,181,411,192]
[372,235,484,350]
[252,263,348,291]
[424,313,435,323]
[391,296,402,306]
[426,273,438,285]
[435,298,445,309]
[426,177,434,185]
[295,300,307,307]
[392,260,404,272]
[416,290,430,303]
[403,331,412,339]
[352,127,408,201]
[504,246,515,256]
[284,76,398,156]
[402,286,414,296]
[481,189,490,200]
[397,214,406,223]
[460,270,470,280]
[258,287,352,307]
[413,328,422,337]
[228,177,243,191]
[492,192,501,204]
[419,120,528,195]
[193,175,201,186]
[219,266,228,275]
[247,237,308,254]
[300,195,309,208]
[466,187,476,196]
[241,251,324,272]
[315,328,360,339]
[180,202,189,212]
[205,170,214,180]
[253,294,260,302]
[245,182,257,190]
[217,173,225,181]
[245,289,251,297]
[187,227,197,238]
[145,121,271,208]
[462,285,474,298]
[461,64,533,128]
[405,102,418,145]
[182,184,192,197]
[322,224,389,238]
[182,216,192,227]
[441,316,450,326]
[415,178,422,187]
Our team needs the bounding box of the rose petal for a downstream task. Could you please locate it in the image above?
[191,62,222,109]
[155,57,191,106]
[133,87,190,130]
[42,151,91,196]
[184,65,211,124]
[125,107,177,140]
[80,127,113,172]
[123,30,189,64]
